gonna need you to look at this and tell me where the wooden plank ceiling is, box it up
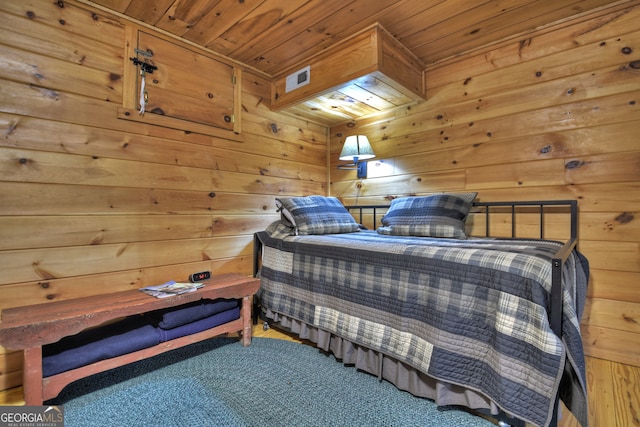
[87,0,625,125]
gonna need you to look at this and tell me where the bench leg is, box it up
[23,346,44,405]
[241,295,253,347]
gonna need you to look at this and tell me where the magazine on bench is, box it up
[139,280,205,298]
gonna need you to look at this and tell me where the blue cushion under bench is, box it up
[148,298,239,330]
[42,298,241,378]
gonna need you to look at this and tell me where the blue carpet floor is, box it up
[51,337,495,426]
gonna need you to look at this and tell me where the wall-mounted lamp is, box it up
[337,135,376,178]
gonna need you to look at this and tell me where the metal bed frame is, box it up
[254,200,579,427]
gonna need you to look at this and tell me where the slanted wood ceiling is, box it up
[87,0,626,124]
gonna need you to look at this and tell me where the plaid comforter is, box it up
[256,229,589,427]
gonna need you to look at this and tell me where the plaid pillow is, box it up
[275,196,360,235]
[378,193,477,238]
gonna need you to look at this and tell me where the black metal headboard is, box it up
[345,200,577,241]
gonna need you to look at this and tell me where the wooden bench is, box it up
[0,273,260,405]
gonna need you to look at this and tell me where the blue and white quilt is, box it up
[256,229,589,427]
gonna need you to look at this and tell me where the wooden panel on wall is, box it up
[0,214,278,251]
[131,31,236,131]
[0,0,327,391]
[330,3,640,368]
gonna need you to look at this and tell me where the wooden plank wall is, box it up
[0,0,326,391]
[331,3,640,367]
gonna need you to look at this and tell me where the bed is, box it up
[252,194,589,427]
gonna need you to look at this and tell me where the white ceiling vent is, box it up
[285,65,310,93]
